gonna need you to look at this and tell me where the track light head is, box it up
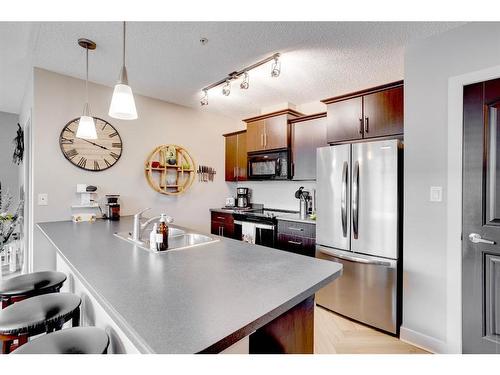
[271,55,281,78]
[200,90,208,106]
[240,72,249,90]
[222,80,231,96]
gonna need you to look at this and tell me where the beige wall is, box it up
[31,68,242,270]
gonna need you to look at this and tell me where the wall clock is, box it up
[59,117,123,171]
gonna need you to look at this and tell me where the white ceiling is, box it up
[0,22,464,119]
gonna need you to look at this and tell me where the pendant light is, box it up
[76,38,97,140]
[109,21,138,120]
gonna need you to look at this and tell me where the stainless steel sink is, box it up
[114,228,219,253]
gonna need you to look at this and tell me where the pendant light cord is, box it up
[122,21,126,67]
[85,45,89,105]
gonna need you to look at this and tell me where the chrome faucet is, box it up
[132,208,174,243]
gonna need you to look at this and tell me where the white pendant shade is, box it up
[76,115,97,139]
[108,83,138,120]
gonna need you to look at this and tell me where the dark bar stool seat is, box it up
[11,327,109,354]
[0,293,81,354]
[0,271,67,309]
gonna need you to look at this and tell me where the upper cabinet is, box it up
[244,109,303,153]
[290,113,328,181]
[322,81,404,144]
[224,130,247,182]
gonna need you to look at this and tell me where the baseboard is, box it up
[400,326,451,354]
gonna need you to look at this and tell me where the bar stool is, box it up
[0,292,81,354]
[0,271,67,309]
[11,327,109,354]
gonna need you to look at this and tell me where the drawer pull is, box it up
[217,216,226,220]
[288,240,303,245]
[288,227,304,231]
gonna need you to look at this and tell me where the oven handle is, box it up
[317,246,394,267]
[234,220,275,231]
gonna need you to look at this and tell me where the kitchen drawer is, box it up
[211,221,235,239]
[277,234,315,257]
[277,220,315,238]
[211,212,234,224]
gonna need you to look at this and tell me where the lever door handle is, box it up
[468,233,496,245]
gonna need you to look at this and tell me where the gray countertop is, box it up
[37,216,341,354]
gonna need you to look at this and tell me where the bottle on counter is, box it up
[149,223,158,250]
[156,214,169,251]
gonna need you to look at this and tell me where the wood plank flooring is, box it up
[314,305,429,354]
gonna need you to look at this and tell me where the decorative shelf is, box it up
[145,144,196,196]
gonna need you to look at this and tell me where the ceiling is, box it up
[0,22,464,119]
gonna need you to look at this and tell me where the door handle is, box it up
[468,233,496,245]
[341,161,348,238]
[352,161,359,239]
[364,117,369,133]
[358,118,363,135]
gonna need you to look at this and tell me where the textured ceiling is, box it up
[1,22,464,118]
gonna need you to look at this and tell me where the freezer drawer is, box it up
[315,245,398,334]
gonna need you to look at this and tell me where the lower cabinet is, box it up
[277,220,316,257]
[211,212,236,239]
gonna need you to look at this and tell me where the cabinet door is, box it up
[225,134,237,181]
[236,132,247,181]
[362,86,403,138]
[326,97,363,143]
[264,115,288,150]
[292,117,327,180]
[246,120,265,152]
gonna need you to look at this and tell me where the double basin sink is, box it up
[114,226,219,253]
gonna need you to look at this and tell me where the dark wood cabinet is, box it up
[363,86,404,138]
[290,113,328,180]
[277,219,316,257]
[326,96,363,143]
[211,212,235,239]
[243,109,303,153]
[322,81,404,144]
[224,131,247,182]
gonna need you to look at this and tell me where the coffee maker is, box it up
[104,195,120,220]
[236,187,250,208]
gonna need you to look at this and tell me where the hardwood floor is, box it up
[314,305,429,354]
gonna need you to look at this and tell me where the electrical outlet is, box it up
[38,193,48,206]
[430,186,443,202]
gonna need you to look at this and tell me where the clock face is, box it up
[59,117,123,171]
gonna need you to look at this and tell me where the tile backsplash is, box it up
[234,180,316,211]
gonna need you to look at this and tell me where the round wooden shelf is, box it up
[144,145,196,196]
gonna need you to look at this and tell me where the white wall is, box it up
[402,22,500,353]
[31,68,241,271]
[0,111,20,200]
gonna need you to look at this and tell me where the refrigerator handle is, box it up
[341,161,348,237]
[352,160,359,239]
[317,246,393,267]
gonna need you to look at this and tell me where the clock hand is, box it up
[80,138,110,151]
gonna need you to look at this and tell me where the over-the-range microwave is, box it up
[247,150,289,180]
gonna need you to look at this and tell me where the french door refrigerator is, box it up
[315,139,402,335]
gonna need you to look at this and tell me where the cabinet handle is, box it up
[359,118,363,134]
[221,226,224,236]
[217,216,225,220]
[218,226,221,236]
[288,227,304,232]
[364,117,369,133]
[261,133,264,147]
[234,167,237,178]
[288,240,303,245]
[264,133,267,147]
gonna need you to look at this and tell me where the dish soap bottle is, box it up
[149,223,158,250]
[156,214,169,251]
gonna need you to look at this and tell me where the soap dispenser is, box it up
[149,223,158,250]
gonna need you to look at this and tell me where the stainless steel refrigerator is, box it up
[315,139,402,335]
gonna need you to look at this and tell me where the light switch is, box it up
[38,193,48,206]
[430,186,442,202]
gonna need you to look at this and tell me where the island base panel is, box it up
[249,295,314,354]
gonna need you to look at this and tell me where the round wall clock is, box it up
[59,117,123,171]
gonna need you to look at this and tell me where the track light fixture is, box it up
[222,80,231,96]
[200,89,208,106]
[271,55,281,78]
[200,53,280,106]
[240,72,249,90]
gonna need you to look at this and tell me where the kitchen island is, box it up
[37,216,342,354]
